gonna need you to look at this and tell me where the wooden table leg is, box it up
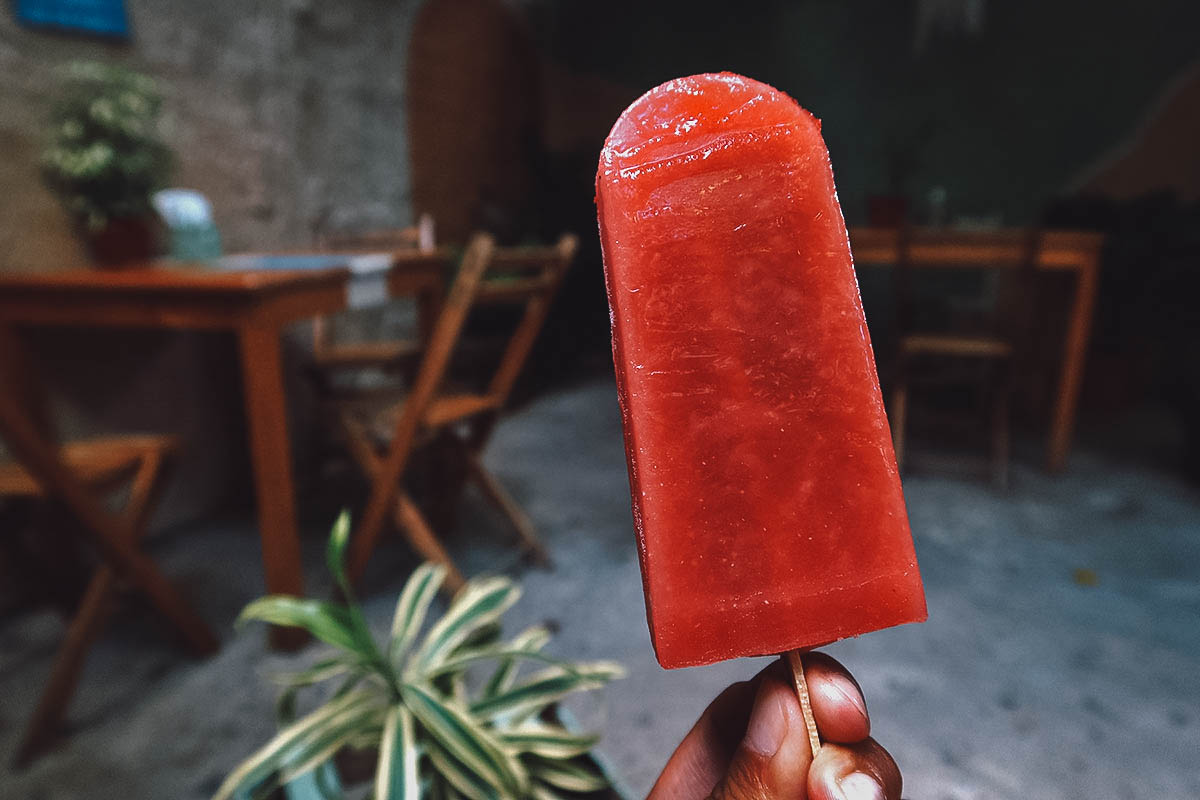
[237,324,307,651]
[1046,258,1099,472]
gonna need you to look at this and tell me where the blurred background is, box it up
[0,1,1197,798]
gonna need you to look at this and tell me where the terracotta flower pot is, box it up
[87,215,161,267]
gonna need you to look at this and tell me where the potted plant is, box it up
[216,514,627,800]
[41,61,172,266]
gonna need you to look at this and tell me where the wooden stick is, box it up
[786,650,822,756]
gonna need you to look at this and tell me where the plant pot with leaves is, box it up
[41,61,172,267]
[216,514,628,800]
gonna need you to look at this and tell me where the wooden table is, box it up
[848,227,1105,472]
[0,254,445,648]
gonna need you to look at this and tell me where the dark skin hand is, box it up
[648,653,902,800]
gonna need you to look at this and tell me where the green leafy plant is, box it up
[41,61,172,231]
[216,513,625,800]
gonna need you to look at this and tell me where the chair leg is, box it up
[889,382,910,471]
[13,568,116,767]
[0,403,218,661]
[991,371,1011,491]
[14,449,200,767]
[341,414,395,584]
[393,492,465,594]
[120,451,215,656]
[466,455,550,566]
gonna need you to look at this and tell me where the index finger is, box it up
[802,652,872,744]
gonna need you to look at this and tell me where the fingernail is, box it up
[743,686,788,757]
[825,673,869,721]
[837,772,885,800]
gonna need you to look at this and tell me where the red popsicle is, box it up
[597,73,926,670]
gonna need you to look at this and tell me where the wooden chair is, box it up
[0,328,218,766]
[340,232,578,591]
[311,214,437,380]
[888,227,1042,489]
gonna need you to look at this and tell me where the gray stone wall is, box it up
[0,2,429,527]
[0,0,422,270]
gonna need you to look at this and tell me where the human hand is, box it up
[648,653,902,799]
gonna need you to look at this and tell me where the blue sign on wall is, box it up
[16,0,130,39]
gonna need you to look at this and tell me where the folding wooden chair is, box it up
[340,232,578,591]
[0,328,218,766]
[311,213,437,380]
[888,226,1042,489]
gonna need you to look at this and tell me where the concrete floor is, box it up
[2,377,1198,799]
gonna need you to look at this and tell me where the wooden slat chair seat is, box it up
[0,435,178,497]
[339,232,578,592]
[310,339,424,371]
[0,329,217,767]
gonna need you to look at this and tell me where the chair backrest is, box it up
[384,232,578,450]
[317,213,436,254]
[312,214,437,355]
[893,225,1042,344]
[475,234,579,404]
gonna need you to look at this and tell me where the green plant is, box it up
[41,61,172,231]
[216,514,625,800]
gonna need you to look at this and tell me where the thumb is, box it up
[708,674,814,800]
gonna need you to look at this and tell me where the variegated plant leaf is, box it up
[237,596,371,658]
[399,682,527,796]
[224,552,625,800]
[499,722,600,759]
[389,562,447,665]
[528,756,610,794]
[274,658,366,725]
[269,657,356,688]
[454,620,504,654]
[482,625,552,700]
[470,662,625,722]
[530,782,571,800]
[424,632,572,679]
[451,671,469,707]
[281,673,372,734]
[325,510,353,596]
[346,728,385,751]
[410,577,521,673]
[332,671,369,700]
[375,705,420,800]
[322,516,390,678]
[275,701,386,787]
[212,690,375,800]
[424,738,501,800]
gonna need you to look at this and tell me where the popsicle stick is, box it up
[786,650,822,757]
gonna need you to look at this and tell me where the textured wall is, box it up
[526,0,1200,226]
[0,2,428,526]
[0,0,421,272]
